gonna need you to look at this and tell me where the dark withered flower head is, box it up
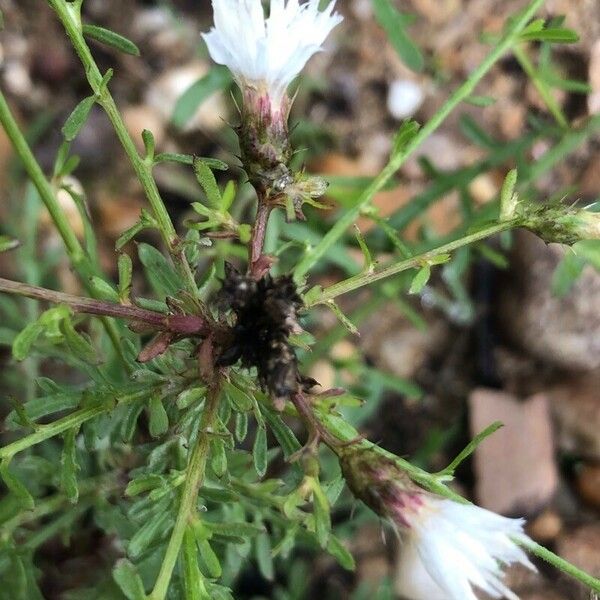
[216,263,313,404]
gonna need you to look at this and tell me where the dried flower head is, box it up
[340,449,535,600]
[216,263,314,406]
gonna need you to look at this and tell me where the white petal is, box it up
[396,497,535,600]
[202,0,342,104]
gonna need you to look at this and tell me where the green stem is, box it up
[0,91,83,266]
[0,386,156,460]
[0,87,128,368]
[513,44,568,128]
[0,403,111,460]
[47,0,198,295]
[520,538,600,594]
[293,0,546,281]
[149,380,222,600]
[308,221,517,306]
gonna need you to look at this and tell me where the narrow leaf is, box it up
[148,396,169,438]
[61,427,80,503]
[0,460,34,510]
[372,0,424,71]
[172,67,231,129]
[408,265,431,294]
[82,24,140,56]
[253,426,268,478]
[112,559,147,600]
[62,96,96,142]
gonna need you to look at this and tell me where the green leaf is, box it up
[88,276,120,302]
[464,95,496,107]
[138,243,181,296]
[234,411,248,442]
[62,96,96,142]
[183,528,207,600]
[459,115,497,149]
[312,483,331,548]
[196,538,222,579]
[253,426,268,478]
[61,427,80,503]
[224,380,253,412]
[210,438,227,478]
[326,300,358,335]
[61,317,98,364]
[141,129,155,161]
[176,386,206,409]
[148,396,169,438]
[327,535,355,571]
[255,530,274,581]
[125,474,165,497]
[172,67,232,129]
[392,119,420,157]
[5,391,80,429]
[194,159,222,210]
[154,153,228,171]
[520,27,579,43]
[112,559,147,600]
[82,24,140,56]
[0,460,34,510]
[372,0,424,71]
[12,322,44,361]
[118,253,133,301]
[0,235,20,252]
[262,411,301,461]
[408,265,431,294]
[128,508,172,558]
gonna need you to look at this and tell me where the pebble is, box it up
[575,463,600,509]
[387,79,425,120]
[469,390,558,515]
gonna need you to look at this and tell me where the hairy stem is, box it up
[521,539,600,594]
[293,0,546,281]
[149,378,222,600]
[249,199,272,277]
[307,221,518,306]
[0,277,209,334]
[0,386,157,460]
[47,0,198,294]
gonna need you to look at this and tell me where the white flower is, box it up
[395,497,536,600]
[202,0,342,108]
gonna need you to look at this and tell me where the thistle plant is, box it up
[1,1,600,600]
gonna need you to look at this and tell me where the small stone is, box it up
[387,79,425,120]
[547,375,600,460]
[145,61,227,132]
[468,172,499,205]
[575,463,600,509]
[330,340,357,362]
[469,389,558,515]
[528,509,563,543]
[309,360,335,392]
[123,104,165,152]
[499,231,600,370]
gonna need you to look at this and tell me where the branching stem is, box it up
[47,0,198,295]
[293,0,546,280]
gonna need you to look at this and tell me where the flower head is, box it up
[202,0,342,110]
[340,450,535,600]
